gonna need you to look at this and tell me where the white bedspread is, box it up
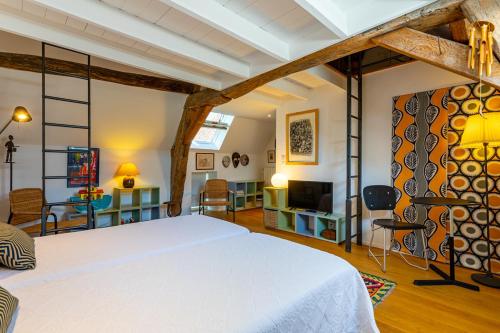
[0,215,248,289]
[10,233,378,333]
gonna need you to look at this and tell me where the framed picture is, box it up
[267,150,276,163]
[286,109,318,165]
[196,153,214,170]
[67,147,100,188]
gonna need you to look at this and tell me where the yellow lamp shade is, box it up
[116,162,140,176]
[271,173,288,188]
[12,106,32,122]
[461,113,500,149]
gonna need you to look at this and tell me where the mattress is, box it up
[0,215,248,289]
[9,233,378,333]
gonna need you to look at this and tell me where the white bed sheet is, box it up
[0,215,248,289]
[10,233,378,333]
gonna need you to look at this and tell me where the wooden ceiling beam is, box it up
[167,0,466,215]
[372,27,500,90]
[449,19,471,43]
[0,52,201,94]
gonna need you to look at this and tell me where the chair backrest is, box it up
[363,185,397,211]
[204,179,228,200]
[9,188,44,225]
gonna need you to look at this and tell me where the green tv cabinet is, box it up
[263,187,346,244]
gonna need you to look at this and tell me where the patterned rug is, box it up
[360,272,396,307]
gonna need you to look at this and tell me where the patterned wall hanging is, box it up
[448,82,500,273]
[392,89,449,262]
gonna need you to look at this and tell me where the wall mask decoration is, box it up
[286,109,318,165]
[392,89,449,263]
[232,152,240,168]
[240,154,249,166]
[195,153,214,170]
[222,155,230,168]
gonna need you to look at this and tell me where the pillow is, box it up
[0,223,36,270]
[0,286,18,333]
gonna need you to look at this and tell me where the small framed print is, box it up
[267,150,276,163]
[286,109,319,165]
[196,153,214,170]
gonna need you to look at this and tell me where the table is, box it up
[411,197,481,291]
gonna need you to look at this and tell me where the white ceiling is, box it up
[0,0,435,90]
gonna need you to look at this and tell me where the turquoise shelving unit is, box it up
[263,187,345,244]
[228,180,265,211]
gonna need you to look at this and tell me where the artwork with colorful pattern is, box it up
[448,83,500,273]
[391,89,449,262]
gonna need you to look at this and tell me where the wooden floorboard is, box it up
[206,209,500,333]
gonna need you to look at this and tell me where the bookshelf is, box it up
[228,180,265,211]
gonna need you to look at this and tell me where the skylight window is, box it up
[191,112,234,150]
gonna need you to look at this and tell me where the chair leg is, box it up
[394,230,429,271]
[383,228,387,272]
[368,225,387,272]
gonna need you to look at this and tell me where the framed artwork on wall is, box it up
[67,147,100,188]
[196,153,214,170]
[267,150,276,163]
[286,109,318,165]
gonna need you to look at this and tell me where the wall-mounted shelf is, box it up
[263,187,345,244]
[228,180,265,211]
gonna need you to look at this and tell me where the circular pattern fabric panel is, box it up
[473,83,495,98]
[485,95,500,111]
[450,146,470,161]
[459,223,482,239]
[450,85,471,100]
[459,253,482,270]
[450,115,468,131]
[450,175,470,191]
[460,161,482,177]
[461,99,483,115]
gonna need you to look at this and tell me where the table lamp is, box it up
[271,173,288,188]
[0,106,32,135]
[461,112,500,288]
[117,162,140,188]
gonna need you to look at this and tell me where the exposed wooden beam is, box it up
[30,0,250,78]
[0,52,200,94]
[461,0,500,60]
[159,0,289,61]
[168,0,465,215]
[372,27,500,90]
[0,6,222,89]
[449,19,470,43]
[294,0,348,38]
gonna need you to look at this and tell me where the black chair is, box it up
[363,185,428,272]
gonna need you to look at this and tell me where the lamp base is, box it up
[123,177,135,188]
[471,273,500,288]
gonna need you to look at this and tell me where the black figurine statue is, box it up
[5,135,16,163]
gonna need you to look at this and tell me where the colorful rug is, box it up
[360,272,396,307]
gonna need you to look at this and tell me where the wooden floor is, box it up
[206,209,500,333]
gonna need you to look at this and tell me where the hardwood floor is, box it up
[206,209,500,333]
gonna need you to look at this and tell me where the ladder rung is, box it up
[350,95,359,100]
[350,195,359,198]
[350,135,359,139]
[350,115,359,120]
[350,155,359,158]
[350,175,359,178]
[45,70,89,80]
[351,214,360,219]
[44,176,89,180]
[45,149,88,154]
[44,95,89,105]
[43,42,90,56]
[45,201,90,207]
[44,122,89,129]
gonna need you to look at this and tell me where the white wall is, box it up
[276,84,347,214]
[362,61,471,247]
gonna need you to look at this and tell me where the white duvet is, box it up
[4,216,378,333]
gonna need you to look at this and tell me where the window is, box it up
[190,112,234,150]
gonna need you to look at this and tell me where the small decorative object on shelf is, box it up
[195,153,214,170]
[320,229,336,241]
[116,162,140,188]
[120,218,125,225]
[129,217,136,223]
[77,186,104,200]
[222,155,230,168]
[240,154,249,166]
[232,152,240,168]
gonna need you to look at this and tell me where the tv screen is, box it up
[288,180,333,214]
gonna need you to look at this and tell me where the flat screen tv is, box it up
[288,180,333,214]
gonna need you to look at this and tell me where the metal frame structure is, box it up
[41,42,94,236]
[345,55,363,252]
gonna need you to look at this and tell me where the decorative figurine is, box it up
[5,135,16,163]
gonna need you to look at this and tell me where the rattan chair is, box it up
[199,179,235,222]
[8,188,57,235]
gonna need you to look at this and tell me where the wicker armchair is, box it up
[8,188,57,235]
[199,179,235,222]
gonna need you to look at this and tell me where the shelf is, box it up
[120,205,141,211]
[296,213,315,237]
[141,203,160,209]
[277,210,295,232]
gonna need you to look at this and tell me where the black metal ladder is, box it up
[345,55,363,252]
[41,42,94,236]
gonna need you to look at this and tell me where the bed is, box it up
[3,215,378,333]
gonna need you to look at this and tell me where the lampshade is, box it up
[271,173,288,187]
[117,162,140,176]
[460,113,500,148]
[12,106,32,122]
